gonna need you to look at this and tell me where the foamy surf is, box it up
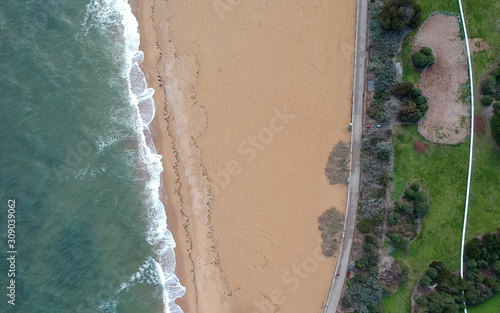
[83,1,185,312]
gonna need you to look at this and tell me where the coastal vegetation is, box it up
[411,46,436,69]
[391,82,428,122]
[366,2,404,123]
[415,231,500,312]
[325,141,350,185]
[318,208,344,257]
[378,0,422,32]
[380,125,469,313]
[359,0,500,311]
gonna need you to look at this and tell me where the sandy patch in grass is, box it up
[415,15,470,144]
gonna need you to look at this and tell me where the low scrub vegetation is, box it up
[325,141,349,185]
[378,0,422,32]
[411,46,435,69]
[416,231,500,312]
[391,82,428,122]
[318,208,344,257]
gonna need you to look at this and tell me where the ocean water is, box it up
[0,0,184,312]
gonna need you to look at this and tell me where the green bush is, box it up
[410,181,421,191]
[492,260,500,275]
[491,114,500,146]
[412,47,435,68]
[482,76,496,95]
[399,101,422,122]
[391,82,414,98]
[404,188,415,201]
[416,296,428,308]
[425,267,438,279]
[420,275,432,286]
[378,0,421,31]
[412,88,423,99]
[482,95,494,106]
[414,190,428,205]
[365,234,377,245]
[372,143,393,160]
[414,202,430,217]
[398,201,410,213]
[493,101,500,114]
[358,218,375,234]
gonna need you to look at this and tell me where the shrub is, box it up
[343,275,383,309]
[404,188,415,201]
[318,208,344,257]
[391,82,414,98]
[490,67,500,79]
[491,114,500,146]
[364,243,375,253]
[416,296,428,308]
[492,260,500,276]
[482,95,494,106]
[482,76,496,95]
[356,257,370,270]
[379,173,391,186]
[410,181,421,191]
[365,234,377,245]
[426,267,438,279]
[399,101,422,122]
[398,201,410,213]
[358,218,375,234]
[412,47,436,68]
[372,143,393,160]
[467,260,477,269]
[414,202,430,217]
[420,275,432,286]
[325,141,349,184]
[414,190,428,205]
[493,101,500,114]
[414,96,427,107]
[412,88,423,99]
[388,233,410,248]
[378,0,421,31]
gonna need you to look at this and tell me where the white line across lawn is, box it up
[457,0,474,312]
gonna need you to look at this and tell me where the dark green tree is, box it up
[482,76,496,95]
[412,46,435,68]
[378,0,422,31]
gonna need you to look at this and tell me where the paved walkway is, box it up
[323,0,368,312]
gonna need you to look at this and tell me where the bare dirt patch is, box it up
[414,140,428,153]
[415,15,470,144]
[475,116,485,134]
[469,38,490,53]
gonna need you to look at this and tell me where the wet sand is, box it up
[137,1,356,312]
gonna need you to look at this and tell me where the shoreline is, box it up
[135,1,225,312]
[135,0,356,312]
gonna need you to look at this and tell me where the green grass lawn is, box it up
[381,125,469,313]
[468,292,500,313]
[467,132,500,240]
[380,1,500,312]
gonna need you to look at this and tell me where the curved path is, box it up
[457,0,474,311]
[323,0,368,312]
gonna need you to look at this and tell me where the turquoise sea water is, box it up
[0,0,184,312]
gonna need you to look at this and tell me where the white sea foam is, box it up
[83,1,185,312]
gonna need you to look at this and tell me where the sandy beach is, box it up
[137,1,356,312]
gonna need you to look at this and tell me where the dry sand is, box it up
[137,1,355,312]
[416,15,470,144]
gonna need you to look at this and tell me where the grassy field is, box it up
[397,0,460,85]
[381,125,469,313]
[378,0,500,311]
[468,292,500,313]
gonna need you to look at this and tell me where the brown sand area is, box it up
[416,15,470,144]
[414,140,428,153]
[138,1,355,312]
